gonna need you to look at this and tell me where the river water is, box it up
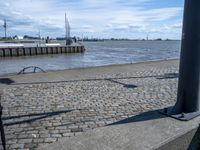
[0,40,181,76]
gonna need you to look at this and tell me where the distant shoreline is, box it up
[0,39,181,43]
[81,39,181,42]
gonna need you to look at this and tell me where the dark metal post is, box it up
[161,0,200,121]
[3,20,7,39]
[0,95,6,150]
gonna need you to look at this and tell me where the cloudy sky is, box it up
[0,0,184,39]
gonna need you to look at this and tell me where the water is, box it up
[0,40,181,76]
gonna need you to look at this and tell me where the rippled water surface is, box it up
[0,40,181,76]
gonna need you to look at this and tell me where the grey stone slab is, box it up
[38,111,200,150]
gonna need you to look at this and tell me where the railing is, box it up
[18,66,46,75]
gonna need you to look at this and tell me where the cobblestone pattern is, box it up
[0,65,179,150]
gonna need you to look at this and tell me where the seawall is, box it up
[0,45,85,57]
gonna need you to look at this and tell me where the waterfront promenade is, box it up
[0,59,179,149]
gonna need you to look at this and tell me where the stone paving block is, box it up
[18,138,32,144]
[62,132,74,137]
[51,134,62,138]
[0,61,179,149]
[10,144,24,149]
[44,138,57,143]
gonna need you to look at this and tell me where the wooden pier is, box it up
[0,45,85,57]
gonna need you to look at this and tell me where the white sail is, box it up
[65,13,70,39]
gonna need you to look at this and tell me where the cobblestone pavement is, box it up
[0,61,179,150]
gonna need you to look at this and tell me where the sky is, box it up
[0,0,184,39]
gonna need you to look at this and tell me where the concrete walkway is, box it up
[0,59,183,149]
[0,59,178,86]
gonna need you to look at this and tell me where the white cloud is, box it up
[0,0,183,39]
[139,8,183,21]
[171,23,182,29]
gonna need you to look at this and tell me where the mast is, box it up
[65,13,67,39]
[65,13,70,39]
[38,30,41,39]
[65,13,71,45]
[3,19,7,39]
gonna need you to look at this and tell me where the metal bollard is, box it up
[160,0,200,121]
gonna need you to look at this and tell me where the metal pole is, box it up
[65,13,71,45]
[65,13,68,45]
[160,0,200,121]
[0,96,6,150]
[3,20,7,39]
